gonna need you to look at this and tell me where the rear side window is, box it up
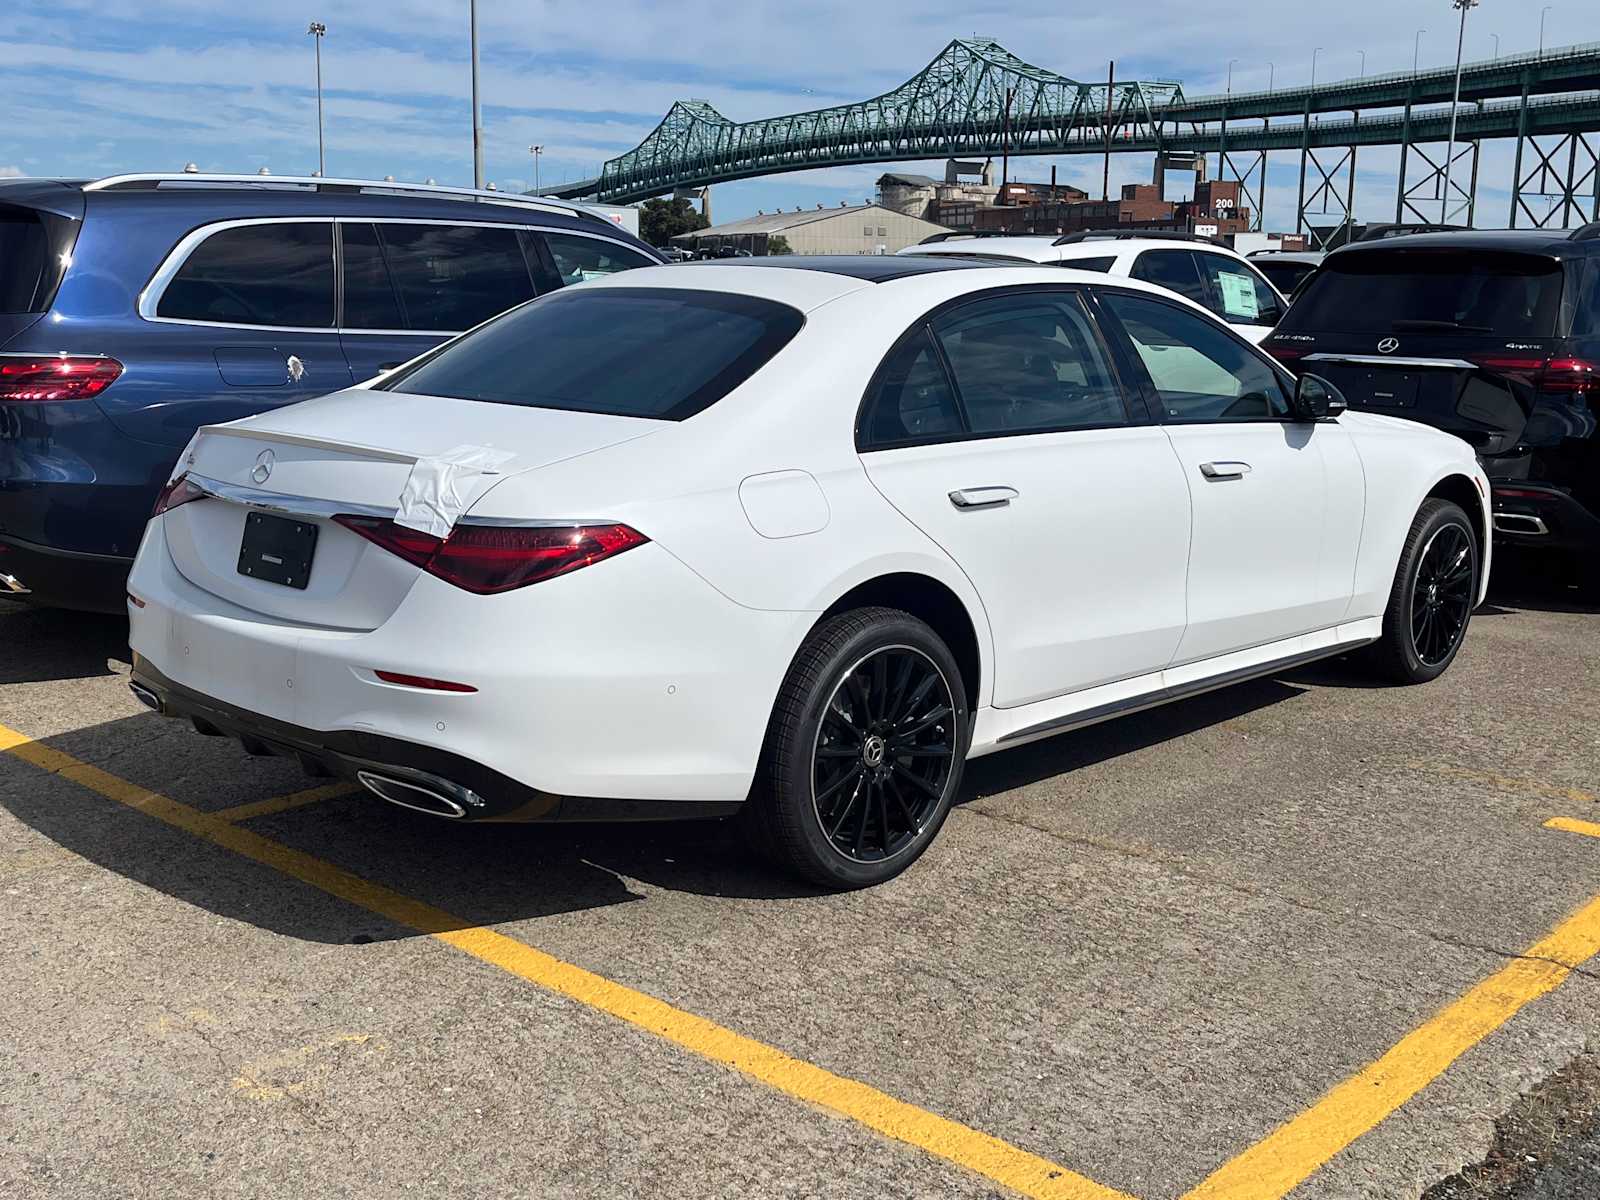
[932,293,1128,434]
[372,223,536,332]
[340,223,404,330]
[1195,252,1284,326]
[1284,249,1565,338]
[543,233,656,285]
[1130,249,1209,306]
[157,222,334,327]
[0,207,51,313]
[859,328,964,447]
[1059,256,1117,272]
[382,286,802,420]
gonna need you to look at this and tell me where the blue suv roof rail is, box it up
[81,173,615,227]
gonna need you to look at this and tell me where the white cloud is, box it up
[0,166,24,178]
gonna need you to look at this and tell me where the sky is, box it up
[1,0,1589,230]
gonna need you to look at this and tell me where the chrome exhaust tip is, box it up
[128,682,163,713]
[356,770,469,819]
[1493,512,1549,536]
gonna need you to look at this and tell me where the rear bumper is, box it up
[1490,481,1600,557]
[0,534,132,613]
[130,654,741,824]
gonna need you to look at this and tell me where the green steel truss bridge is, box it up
[544,37,1600,242]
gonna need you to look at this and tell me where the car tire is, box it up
[746,607,970,890]
[1368,498,1479,685]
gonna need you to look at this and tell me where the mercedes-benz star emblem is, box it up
[1377,337,1400,354]
[251,448,275,485]
[862,734,887,769]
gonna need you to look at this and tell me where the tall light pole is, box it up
[307,22,326,177]
[1491,33,1500,58]
[529,144,543,193]
[1442,0,1479,224]
[470,0,484,188]
[1311,46,1323,88]
[1358,49,1367,78]
[1414,29,1428,72]
[1226,58,1240,95]
[1539,7,1553,58]
[1267,62,1275,92]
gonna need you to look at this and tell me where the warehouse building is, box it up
[669,202,947,256]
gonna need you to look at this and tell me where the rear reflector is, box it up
[1266,346,1307,363]
[0,355,123,402]
[151,473,206,517]
[373,670,478,693]
[334,516,649,594]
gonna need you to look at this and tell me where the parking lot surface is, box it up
[3,571,1597,1200]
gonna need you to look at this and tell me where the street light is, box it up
[1358,49,1367,78]
[1226,58,1240,95]
[1414,29,1428,72]
[306,22,326,178]
[1442,0,1480,225]
[470,0,484,188]
[529,144,543,193]
[1267,61,1275,92]
[1539,7,1553,58]
[1491,33,1500,58]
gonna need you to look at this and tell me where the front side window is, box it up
[858,328,964,448]
[1129,249,1207,307]
[382,287,802,420]
[931,292,1128,434]
[1103,292,1290,423]
[543,233,655,286]
[157,222,334,327]
[374,223,535,332]
[1195,252,1284,326]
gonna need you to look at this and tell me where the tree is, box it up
[640,197,708,247]
[765,235,794,256]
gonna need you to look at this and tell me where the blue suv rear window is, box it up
[157,222,334,327]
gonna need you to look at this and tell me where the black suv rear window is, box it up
[0,207,53,313]
[1284,249,1564,338]
[382,286,803,420]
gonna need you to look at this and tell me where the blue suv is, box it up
[0,173,661,612]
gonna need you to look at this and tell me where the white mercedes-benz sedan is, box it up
[127,256,1491,889]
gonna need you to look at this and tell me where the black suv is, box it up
[1263,226,1600,591]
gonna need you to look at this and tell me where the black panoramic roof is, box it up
[689,255,1014,282]
[1330,227,1600,258]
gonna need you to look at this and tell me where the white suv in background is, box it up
[903,231,1289,344]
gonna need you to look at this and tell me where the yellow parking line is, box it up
[1410,761,1597,807]
[0,722,1129,1200]
[213,782,358,823]
[1546,816,1600,841]
[1182,885,1600,1199]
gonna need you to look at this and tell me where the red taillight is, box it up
[373,670,477,693]
[1466,354,1598,394]
[151,473,206,517]
[0,355,123,402]
[1267,346,1307,364]
[334,516,648,594]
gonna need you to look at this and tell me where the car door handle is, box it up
[1199,461,1252,480]
[949,486,1019,510]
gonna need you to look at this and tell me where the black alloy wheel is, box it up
[1409,523,1475,666]
[747,607,970,889]
[811,645,957,864]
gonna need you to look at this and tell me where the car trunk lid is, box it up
[161,388,660,628]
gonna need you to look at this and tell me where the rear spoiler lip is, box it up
[193,423,417,464]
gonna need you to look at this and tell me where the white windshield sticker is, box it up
[1218,271,1261,320]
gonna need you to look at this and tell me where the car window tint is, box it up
[932,292,1127,434]
[0,209,49,313]
[1129,249,1207,306]
[1059,255,1117,272]
[158,222,333,327]
[340,223,404,330]
[1196,252,1284,326]
[1253,258,1318,297]
[375,223,534,332]
[859,327,963,448]
[1104,292,1290,422]
[382,287,802,420]
[543,233,655,286]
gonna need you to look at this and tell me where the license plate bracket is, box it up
[237,511,318,589]
[1355,368,1422,409]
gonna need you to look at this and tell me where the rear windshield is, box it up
[1284,249,1564,338]
[1253,259,1317,295]
[0,207,54,313]
[382,286,804,420]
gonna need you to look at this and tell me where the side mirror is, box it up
[1293,372,1348,421]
